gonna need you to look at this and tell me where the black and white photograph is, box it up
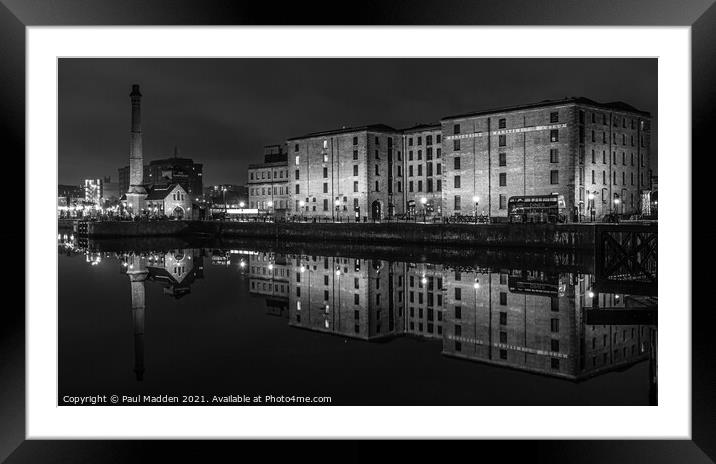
[57,57,658,407]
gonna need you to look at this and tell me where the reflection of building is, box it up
[404,263,445,339]
[287,255,405,340]
[248,252,290,317]
[145,249,204,298]
[440,269,651,380]
[248,145,289,215]
[287,125,406,221]
[118,249,205,380]
[277,251,653,381]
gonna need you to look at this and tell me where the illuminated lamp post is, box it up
[472,195,480,223]
[587,192,595,222]
[420,197,427,223]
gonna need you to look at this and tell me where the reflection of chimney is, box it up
[128,255,148,381]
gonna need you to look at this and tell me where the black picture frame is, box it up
[1,0,707,461]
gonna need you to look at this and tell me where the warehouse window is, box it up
[353,165,358,176]
[295,155,300,165]
[499,152,506,166]
[295,184,300,194]
[454,175,461,188]
[499,194,507,210]
[454,157,461,169]
[454,195,461,210]
[550,170,559,185]
[550,130,559,142]
[550,111,558,123]
[323,167,328,178]
[323,199,328,211]
[353,137,358,145]
[499,173,507,186]
[353,181,358,192]
[498,118,506,129]
[323,183,328,193]
[454,139,460,151]
[550,148,559,163]
[498,134,506,146]
[454,124,461,134]
[353,150,358,160]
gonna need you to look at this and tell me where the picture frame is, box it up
[2,0,706,461]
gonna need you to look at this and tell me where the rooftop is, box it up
[145,183,183,201]
[287,123,399,141]
[401,123,441,133]
[441,97,650,120]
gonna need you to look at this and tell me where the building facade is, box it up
[266,97,651,222]
[287,124,406,221]
[248,146,289,215]
[143,183,193,219]
[402,124,443,218]
[440,97,651,221]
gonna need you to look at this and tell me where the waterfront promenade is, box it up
[63,218,657,251]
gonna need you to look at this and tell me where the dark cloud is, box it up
[58,58,657,186]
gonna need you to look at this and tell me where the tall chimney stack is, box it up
[126,84,147,212]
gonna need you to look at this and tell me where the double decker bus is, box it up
[508,194,567,224]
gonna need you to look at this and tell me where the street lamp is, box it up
[420,197,427,223]
[239,201,245,209]
[472,195,480,223]
[299,200,306,221]
[334,199,341,222]
[222,186,227,219]
[587,192,595,222]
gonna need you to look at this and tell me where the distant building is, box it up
[119,153,203,198]
[101,176,120,204]
[248,145,289,215]
[207,184,248,207]
[145,148,203,196]
[58,184,85,206]
[84,178,103,205]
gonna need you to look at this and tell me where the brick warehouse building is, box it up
[440,97,651,220]
[268,97,651,222]
[248,145,289,215]
[402,124,443,218]
[287,124,406,221]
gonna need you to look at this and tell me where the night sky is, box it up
[58,58,657,187]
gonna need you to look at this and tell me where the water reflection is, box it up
[58,235,657,404]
